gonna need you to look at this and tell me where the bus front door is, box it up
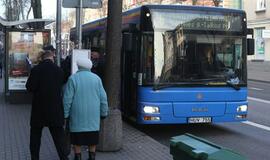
[121,32,138,118]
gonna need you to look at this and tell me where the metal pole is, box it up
[75,0,82,49]
[56,0,62,66]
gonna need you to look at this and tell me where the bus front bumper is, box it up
[137,102,248,124]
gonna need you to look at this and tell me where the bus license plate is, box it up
[188,117,212,123]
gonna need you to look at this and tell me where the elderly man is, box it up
[26,49,68,160]
[90,48,105,80]
[43,44,56,53]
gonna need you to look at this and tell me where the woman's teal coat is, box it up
[63,70,108,132]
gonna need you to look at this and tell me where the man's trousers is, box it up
[30,126,69,160]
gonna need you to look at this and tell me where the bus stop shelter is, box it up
[0,18,54,103]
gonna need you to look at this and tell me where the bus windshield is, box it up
[143,9,246,86]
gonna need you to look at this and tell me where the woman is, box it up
[63,58,108,160]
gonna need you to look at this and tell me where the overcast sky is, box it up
[42,0,57,18]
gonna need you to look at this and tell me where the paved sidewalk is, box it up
[0,92,172,160]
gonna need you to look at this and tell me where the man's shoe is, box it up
[74,153,81,160]
[88,152,96,160]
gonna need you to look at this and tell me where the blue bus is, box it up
[70,5,254,124]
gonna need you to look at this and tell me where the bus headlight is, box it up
[237,105,248,112]
[143,106,160,114]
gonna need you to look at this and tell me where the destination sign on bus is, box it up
[151,10,242,32]
[181,18,230,31]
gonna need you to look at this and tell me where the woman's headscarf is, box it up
[77,58,93,70]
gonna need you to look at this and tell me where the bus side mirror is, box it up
[123,33,133,52]
[247,39,255,55]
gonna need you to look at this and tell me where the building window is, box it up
[257,0,266,11]
[255,28,265,60]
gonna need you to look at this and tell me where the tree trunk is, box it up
[14,0,20,20]
[26,5,32,19]
[31,0,41,18]
[97,0,123,152]
[2,0,30,21]
[19,0,25,20]
[31,0,43,28]
[8,0,12,20]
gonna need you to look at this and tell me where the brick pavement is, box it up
[0,81,172,160]
[1,60,269,160]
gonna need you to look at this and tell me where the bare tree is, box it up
[18,0,30,19]
[26,4,32,19]
[0,0,31,21]
[2,0,20,20]
[97,0,108,18]
[192,0,198,5]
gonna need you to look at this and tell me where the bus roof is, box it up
[70,4,245,36]
[142,4,245,14]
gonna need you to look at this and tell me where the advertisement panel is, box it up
[7,30,50,90]
[255,28,265,60]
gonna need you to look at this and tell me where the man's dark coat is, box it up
[26,59,64,127]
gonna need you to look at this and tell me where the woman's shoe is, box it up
[74,153,81,160]
[88,152,96,160]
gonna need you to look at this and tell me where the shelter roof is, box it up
[0,18,54,28]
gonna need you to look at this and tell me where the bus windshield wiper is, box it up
[153,80,209,91]
[153,82,198,91]
[153,83,179,91]
[153,83,176,91]
[205,77,240,91]
[197,77,241,91]
[153,78,226,91]
[153,77,241,91]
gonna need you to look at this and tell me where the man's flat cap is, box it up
[43,45,56,51]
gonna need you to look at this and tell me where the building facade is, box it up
[244,0,270,62]
[223,0,242,9]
